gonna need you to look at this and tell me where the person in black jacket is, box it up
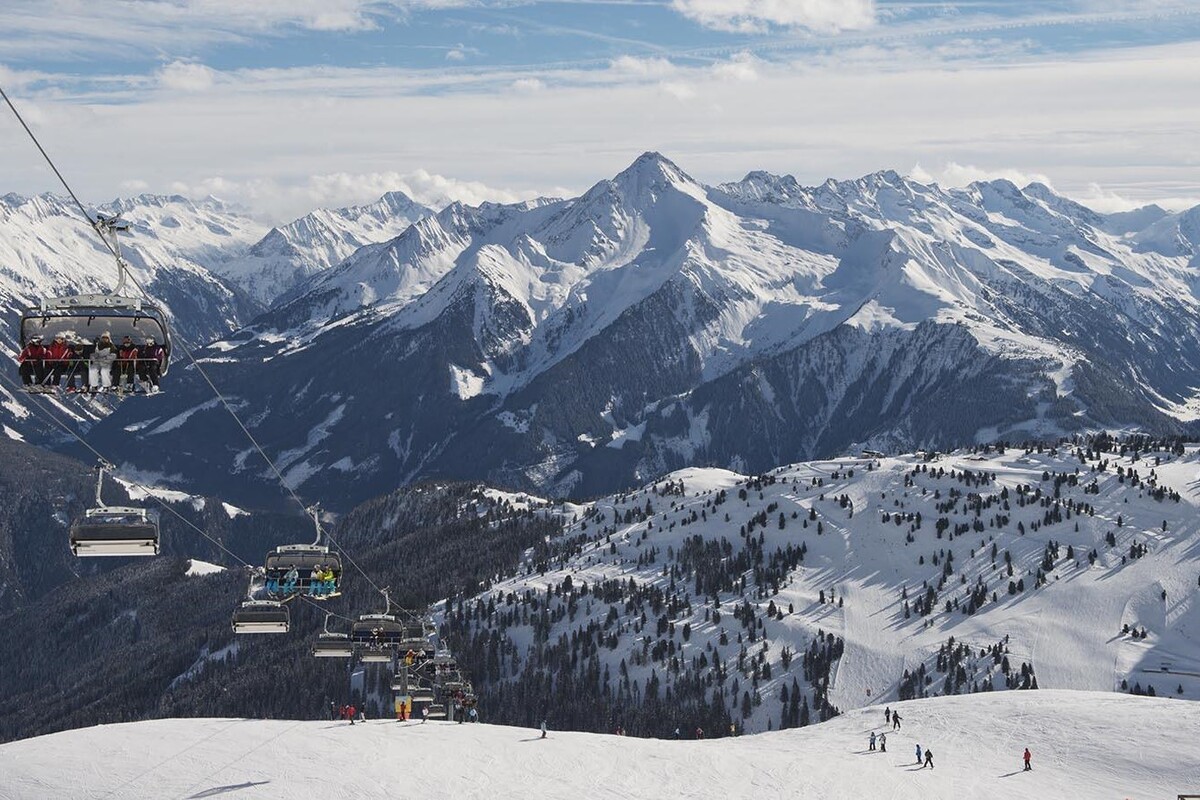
[138,336,166,393]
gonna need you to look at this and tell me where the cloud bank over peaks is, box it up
[166,169,549,222]
[671,0,876,33]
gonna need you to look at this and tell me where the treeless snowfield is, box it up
[2,690,1196,800]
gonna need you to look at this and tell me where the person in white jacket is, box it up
[88,332,117,391]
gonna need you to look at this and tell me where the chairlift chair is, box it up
[69,462,160,557]
[312,633,354,658]
[312,614,354,658]
[19,214,171,377]
[263,506,342,599]
[426,703,447,720]
[232,600,289,634]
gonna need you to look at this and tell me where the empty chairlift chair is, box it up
[312,613,354,658]
[231,600,290,634]
[70,462,160,557]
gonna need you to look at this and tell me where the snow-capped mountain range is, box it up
[63,152,1198,508]
[0,192,262,348]
[214,191,433,306]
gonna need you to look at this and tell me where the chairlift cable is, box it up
[0,83,387,601]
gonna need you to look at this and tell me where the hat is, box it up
[145,336,155,344]
[100,332,111,338]
[53,333,65,340]
[30,335,42,342]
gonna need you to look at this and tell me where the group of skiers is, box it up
[873,707,1032,773]
[334,703,363,724]
[17,331,165,394]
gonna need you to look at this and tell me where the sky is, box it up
[1,0,1199,221]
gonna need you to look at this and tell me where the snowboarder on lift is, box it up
[1023,748,1032,771]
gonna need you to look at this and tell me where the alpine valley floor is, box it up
[2,690,1197,800]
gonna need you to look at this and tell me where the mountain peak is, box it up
[613,151,693,188]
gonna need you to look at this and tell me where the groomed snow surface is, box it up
[2,691,1196,799]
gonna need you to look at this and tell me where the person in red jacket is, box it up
[138,336,166,393]
[115,334,139,392]
[44,334,73,390]
[1023,747,1032,771]
[17,335,48,390]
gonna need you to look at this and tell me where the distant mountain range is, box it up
[3,154,1199,508]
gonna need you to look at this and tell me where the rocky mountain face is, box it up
[76,153,1200,509]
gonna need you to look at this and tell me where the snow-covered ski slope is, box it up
[448,442,1200,729]
[2,691,1196,800]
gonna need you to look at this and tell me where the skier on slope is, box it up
[869,732,877,751]
[915,744,923,764]
[892,712,902,730]
[879,732,887,753]
[923,749,934,770]
[540,719,548,739]
[1023,748,1032,771]
[885,707,891,725]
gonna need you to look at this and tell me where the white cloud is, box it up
[3,40,1199,221]
[609,56,677,79]
[445,49,467,61]
[711,52,761,81]
[510,77,545,93]
[0,0,475,58]
[659,81,697,100]
[671,0,876,33]
[913,162,1054,191]
[157,61,217,92]
[166,169,539,222]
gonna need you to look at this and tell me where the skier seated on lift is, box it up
[308,564,336,595]
[17,335,48,390]
[45,334,72,390]
[138,337,165,393]
[88,332,117,392]
[64,339,90,393]
[281,566,300,594]
[115,335,139,392]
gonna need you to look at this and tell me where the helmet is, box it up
[145,337,156,345]
[30,335,42,343]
